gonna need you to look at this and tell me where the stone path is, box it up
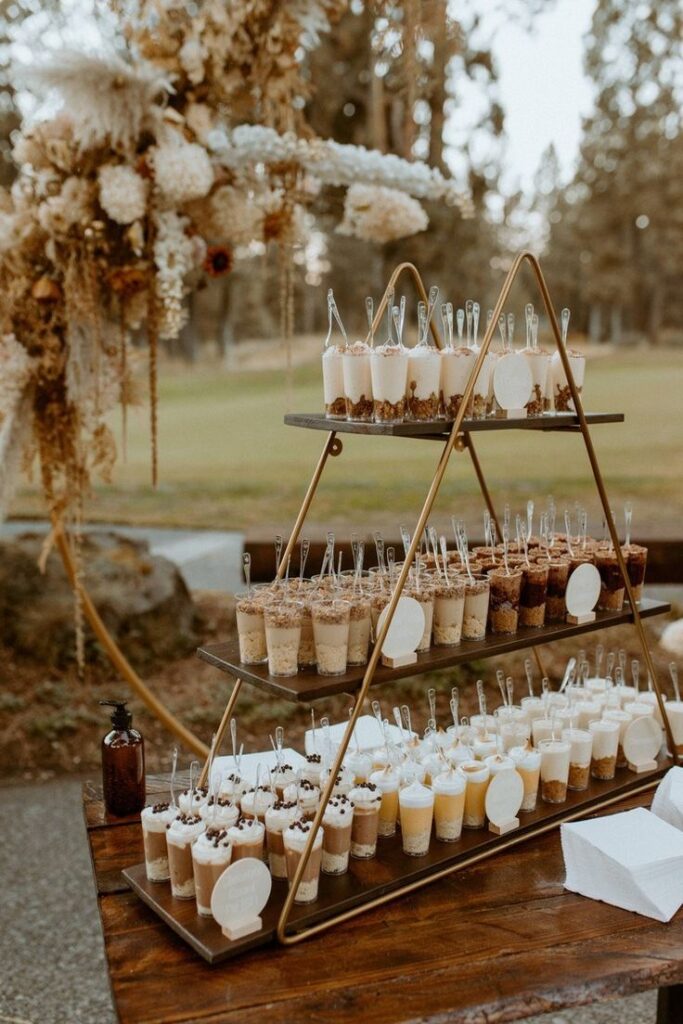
[0,778,658,1024]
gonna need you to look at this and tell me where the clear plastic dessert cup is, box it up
[227,816,265,862]
[284,819,324,904]
[432,577,465,646]
[406,345,441,420]
[589,719,620,780]
[141,802,177,882]
[487,567,523,634]
[166,813,206,899]
[322,343,346,419]
[509,746,541,811]
[347,596,371,666]
[370,343,408,423]
[398,781,434,856]
[535,557,570,622]
[432,768,466,841]
[191,828,232,917]
[312,599,351,676]
[457,760,491,829]
[404,583,434,652]
[539,739,571,804]
[623,543,647,603]
[369,766,400,838]
[461,573,490,640]
[322,794,354,875]
[265,800,298,880]
[235,589,268,665]
[440,346,475,420]
[595,550,625,611]
[519,562,548,628]
[348,782,381,858]
[264,601,303,677]
[343,340,373,422]
[602,708,633,767]
[561,727,593,791]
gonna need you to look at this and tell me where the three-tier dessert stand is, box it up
[124,251,675,963]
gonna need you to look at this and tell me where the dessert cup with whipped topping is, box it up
[284,778,320,817]
[322,794,354,875]
[166,813,206,899]
[265,800,298,880]
[227,815,265,862]
[441,344,475,420]
[539,739,571,804]
[343,340,373,422]
[240,784,276,824]
[344,748,372,785]
[235,589,268,665]
[458,760,491,829]
[561,727,593,792]
[398,780,434,856]
[272,761,298,800]
[178,784,208,818]
[200,795,239,831]
[301,752,323,787]
[589,719,620,780]
[348,782,381,858]
[407,343,441,420]
[432,577,465,646]
[369,765,400,838]
[264,601,303,677]
[602,708,633,767]
[509,746,541,812]
[141,801,178,882]
[322,293,346,419]
[284,818,324,904]
[370,342,408,423]
[432,768,466,841]
[312,599,350,676]
[191,827,232,917]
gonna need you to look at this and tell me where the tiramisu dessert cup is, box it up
[487,567,523,634]
[235,589,268,664]
[347,597,372,666]
[370,342,408,423]
[284,818,324,904]
[398,781,434,857]
[166,813,206,899]
[550,348,585,412]
[623,543,648,603]
[264,601,303,677]
[665,701,683,757]
[322,341,346,419]
[227,815,265,862]
[284,778,320,817]
[432,578,465,646]
[461,574,490,640]
[405,583,434,651]
[520,348,551,416]
[589,719,620,780]
[349,782,382,858]
[200,795,239,831]
[539,739,571,804]
[509,746,541,811]
[298,598,316,668]
[191,828,232,917]
[595,550,625,611]
[537,556,570,621]
[440,344,475,419]
[141,802,177,882]
[458,760,491,829]
[369,766,400,837]
[343,340,374,421]
[407,343,441,420]
[561,728,593,791]
[312,599,350,676]
[432,768,466,841]
[519,562,548,627]
[602,708,633,767]
[241,784,276,824]
[321,794,354,875]
[265,800,298,880]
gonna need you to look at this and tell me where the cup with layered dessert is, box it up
[432,576,465,646]
[487,567,523,634]
[535,554,570,621]
[509,746,541,811]
[343,339,374,422]
[602,708,633,767]
[264,600,303,677]
[235,587,269,665]
[495,706,531,753]
[227,815,265,861]
[403,578,434,652]
[595,549,626,611]
[457,760,491,828]
[561,727,593,791]
[265,800,298,880]
[347,594,371,666]
[550,347,585,412]
[398,781,434,856]
[440,343,475,420]
[539,739,571,803]
[241,784,276,824]
[200,794,239,832]
[461,573,490,640]
[520,346,550,416]
[370,342,408,423]
[519,561,548,627]
[283,818,324,904]
[297,594,317,669]
[322,340,346,419]
[349,782,382,858]
[406,342,441,420]
[191,828,232,917]
[369,765,400,838]
[166,813,206,898]
[589,719,619,780]
[284,778,320,817]
[312,598,350,676]
[665,700,683,758]
[431,768,466,841]
[322,794,354,875]
[141,801,178,882]
[622,543,648,603]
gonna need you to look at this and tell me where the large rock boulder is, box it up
[0,531,201,671]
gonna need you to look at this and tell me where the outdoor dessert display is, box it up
[321,286,587,425]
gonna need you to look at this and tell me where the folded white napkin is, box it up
[651,766,683,831]
[304,714,414,755]
[213,748,305,786]
[561,807,683,922]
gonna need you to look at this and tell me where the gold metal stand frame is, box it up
[203,250,676,948]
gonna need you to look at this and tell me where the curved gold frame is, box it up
[198,250,675,945]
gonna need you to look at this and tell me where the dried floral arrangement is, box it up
[0,0,472,540]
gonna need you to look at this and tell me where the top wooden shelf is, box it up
[284,411,624,439]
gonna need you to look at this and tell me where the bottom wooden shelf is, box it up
[123,754,671,964]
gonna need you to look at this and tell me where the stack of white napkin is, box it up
[304,714,414,755]
[651,766,683,830]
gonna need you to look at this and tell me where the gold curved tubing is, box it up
[198,678,243,789]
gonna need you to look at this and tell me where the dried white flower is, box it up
[98,164,148,225]
[179,38,206,85]
[152,133,214,207]
[337,184,428,244]
[37,176,94,235]
[185,102,214,145]
[153,210,196,339]
[209,185,264,245]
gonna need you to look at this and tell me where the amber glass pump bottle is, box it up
[100,699,145,817]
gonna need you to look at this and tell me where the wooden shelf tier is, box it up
[123,753,672,964]
[284,411,625,439]
[198,598,670,704]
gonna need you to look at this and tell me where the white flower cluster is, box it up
[153,211,196,339]
[337,183,428,245]
[152,133,214,207]
[98,164,148,225]
[209,185,264,245]
[213,125,474,214]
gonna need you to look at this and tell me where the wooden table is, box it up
[84,775,683,1024]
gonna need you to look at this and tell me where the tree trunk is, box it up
[428,0,448,174]
[648,280,663,345]
[588,304,602,344]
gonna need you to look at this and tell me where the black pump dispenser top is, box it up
[100,699,132,730]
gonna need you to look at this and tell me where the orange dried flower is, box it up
[32,277,62,303]
[203,245,233,277]
[108,265,149,296]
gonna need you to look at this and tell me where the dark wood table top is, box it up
[84,775,683,1024]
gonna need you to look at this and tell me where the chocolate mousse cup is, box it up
[537,556,570,621]
[487,567,523,634]
[265,800,298,880]
[519,562,548,627]
[284,820,324,904]
[228,816,265,862]
[166,814,206,899]
[595,550,625,611]
[141,802,177,882]
[623,544,648,604]
[349,783,381,859]
[322,795,354,875]
[191,828,232,917]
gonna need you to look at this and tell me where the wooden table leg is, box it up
[657,984,683,1023]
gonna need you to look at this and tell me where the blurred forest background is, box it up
[2,0,681,359]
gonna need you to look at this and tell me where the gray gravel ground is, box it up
[0,778,659,1024]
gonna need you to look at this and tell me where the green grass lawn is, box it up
[11,347,683,537]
